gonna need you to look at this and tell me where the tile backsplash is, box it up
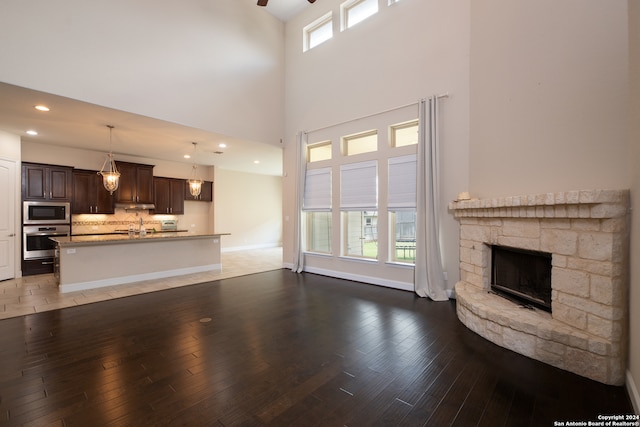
[72,209,178,235]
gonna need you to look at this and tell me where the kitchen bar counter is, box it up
[51,233,228,293]
[53,231,221,247]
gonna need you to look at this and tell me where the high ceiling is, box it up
[257,0,313,21]
[0,82,283,177]
[0,2,318,175]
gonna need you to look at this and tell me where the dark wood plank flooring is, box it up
[0,270,634,426]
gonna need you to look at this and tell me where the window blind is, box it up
[340,160,377,209]
[303,167,332,210]
[388,154,416,208]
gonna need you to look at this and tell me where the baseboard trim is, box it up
[222,243,281,253]
[289,265,413,292]
[627,369,640,415]
[59,264,221,293]
[282,263,460,298]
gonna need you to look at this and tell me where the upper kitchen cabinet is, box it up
[72,169,115,214]
[114,161,154,205]
[153,177,185,215]
[22,162,73,201]
[185,180,213,202]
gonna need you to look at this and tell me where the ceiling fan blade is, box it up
[257,0,268,6]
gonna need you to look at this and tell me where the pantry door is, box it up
[0,159,16,281]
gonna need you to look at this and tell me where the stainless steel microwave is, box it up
[23,201,70,225]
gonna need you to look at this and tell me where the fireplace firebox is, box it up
[491,245,552,312]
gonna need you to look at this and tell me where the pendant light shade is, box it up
[187,142,203,197]
[98,125,120,194]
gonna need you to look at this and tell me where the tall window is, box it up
[304,168,332,253]
[304,12,333,52]
[341,0,378,30]
[341,161,378,259]
[388,155,416,263]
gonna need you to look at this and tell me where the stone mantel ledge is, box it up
[449,189,629,219]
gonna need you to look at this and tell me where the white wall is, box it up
[282,0,470,288]
[214,168,282,251]
[0,130,22,277]
[0,0,285,147]
[627,0,640,414]
[468,0,636,407]
[469,0,629,197]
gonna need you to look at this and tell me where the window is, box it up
[390,120,418,147]
[341,161,377,259]
[388,155,416,208]
[389,210,416,263]
[343,211,378,259]
[340,161,377,209]
[341,0,378,30]
[306,212,332,253]
[307,141,332,162]
[304,168,331,210]
[388,155,416,263]
[343,130,378,156]
[303,12,333,52]
[304,168,332,254]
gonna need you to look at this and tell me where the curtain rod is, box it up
[304,93,449,135]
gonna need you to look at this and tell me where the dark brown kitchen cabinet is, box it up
[22,162,73,201]
[152,177,185,215]
[114,161,154,204]
[72,169,115,214]
[184,180,213,202]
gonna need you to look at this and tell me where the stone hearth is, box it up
[449,189,629,385]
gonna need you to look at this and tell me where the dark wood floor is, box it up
[0,270,634,426]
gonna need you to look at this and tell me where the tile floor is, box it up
[0,247,283,320]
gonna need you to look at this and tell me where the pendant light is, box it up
[98,125,120,194]
[187,142,203,197]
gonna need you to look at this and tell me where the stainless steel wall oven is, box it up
[23,225,70,260]
[22,201,71,273]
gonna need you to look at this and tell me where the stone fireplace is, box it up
[449,189,629,385]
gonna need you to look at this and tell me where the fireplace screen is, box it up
[491,245,552,312]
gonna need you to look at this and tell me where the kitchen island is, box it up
[51,232,227,293]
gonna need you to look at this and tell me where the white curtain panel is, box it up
[414,97,448,300]
[292,132,307,273]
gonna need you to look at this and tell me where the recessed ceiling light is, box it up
[35,105,50,112]
[219,143,227,148]
[254,160,260,164]
[26,130,38,135]
[184,154,191,159]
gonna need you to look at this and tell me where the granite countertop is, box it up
[50,232,228,247]
[73,230,189,236]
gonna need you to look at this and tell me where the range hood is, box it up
[114,202,156,210]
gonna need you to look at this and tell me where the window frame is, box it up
[342,129,378,156]
[341,0,379,31]
[307,141,332,163]
[303,11,333,52]
[341,210,379,260]
[388,209,416,265]
[390,119,419,148]
[305,211,333,254]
